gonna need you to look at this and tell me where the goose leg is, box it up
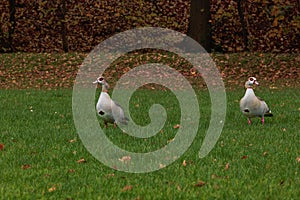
[247,118,252,125]
[261,117,265,125]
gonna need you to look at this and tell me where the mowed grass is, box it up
[0,87,299,199]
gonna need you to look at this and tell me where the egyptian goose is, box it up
[93,76,129,127]
[240,77,273,124]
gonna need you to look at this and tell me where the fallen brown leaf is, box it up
[0,143,4,151]
[21,164,31,170]
[121,185,133,192]
[77,158,86,163]
[119,156,131,162]
[225,163,230,170]
[173,124,180,129]
[182,160,187,167]
[68,139,76,143]
[48,185,56,192]
[241,155,248,160]
[106,173,115,178]
[159,163,166,169]
[296,157,300,163]
[190,68,197,76]
[194,180,206,187]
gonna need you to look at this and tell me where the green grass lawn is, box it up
[0,87,299,199]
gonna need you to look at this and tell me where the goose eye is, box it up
[99,77,104,81]
[249,77,254,81]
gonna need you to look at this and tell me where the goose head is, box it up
[245,77,259,88]
[93,76,110,91]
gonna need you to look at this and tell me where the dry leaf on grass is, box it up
[21,164,31,170]
[48,185,56,192]
[159,163,166,169]
[173,124,180,129]
[194,180,206,187]
[121,185,133,192]
[296,157,300,163]
[77,158,86,163]
[190,68,197,76]
[0,143,4,151]
[119,156,131,162]
[241,155,248,160]
[68,139,76,143]
[182,160,187,167]
[106,173,115,178]
[225,163,230,170]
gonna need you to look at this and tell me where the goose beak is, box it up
[254,80,259,85]
[93,80,98,84]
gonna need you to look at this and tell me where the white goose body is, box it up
[240,77,273,124]
[96,91,115,124]
[94,76,128,127]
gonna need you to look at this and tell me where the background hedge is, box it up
[0,0,299,52]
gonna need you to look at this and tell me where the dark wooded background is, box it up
[0,0,299,53]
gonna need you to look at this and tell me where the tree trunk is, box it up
[187,0,212,52]
[237,0,249,51]
[0,26,9,52]
[8,0,16,52]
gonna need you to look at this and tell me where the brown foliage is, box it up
[0,0,299,52]
[210,0,300,52]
